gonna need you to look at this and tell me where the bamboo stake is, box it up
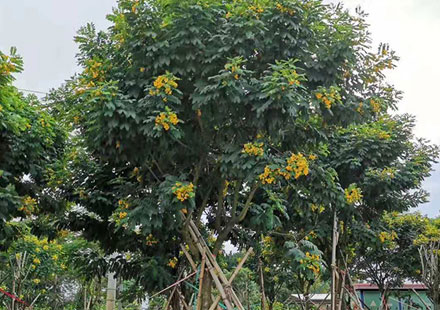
[340,250,363,310]
[205,259,235,310]
[187,220,245,310]
[209,248,254,310]
[185,224,234,310]
[411,288,432,310]
[331,209,338,310]
[259,259,267,310]
[196,253,206,310]
[150,271,197,299]
[337,270,345,310]
[181,244,197,272]
[164,270,185,310]
[178,289,192,310]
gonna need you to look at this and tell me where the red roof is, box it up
[354,283,427,290]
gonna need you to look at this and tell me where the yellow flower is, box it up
[286,153,309,179]
[234,74,239,80]
[242,142,264,157]
[155,111,179,131]
[33,278,41,284]
[225,11,232,19]
[140,67,145,72]
[172,182,195,202]
[43,245,49,251]
[31,264,36,270]
[345,186,363,204]
[33,258,41,265]
[52,255,58,261]
[168,257,178,268]
[370,99,381,113]
[119,212,128,219]
[259,166,276,184]
[146,234,158,246]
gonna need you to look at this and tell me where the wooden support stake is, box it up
[259,258,267,310]
[196,252,206,310]
[209,247,253,310]
[165,270,184,310]
[185,224,234,310]
[178,289,191,310]
[205,260,235,310]
[411,288,432,310]
[188,221,245,310]
[181,244,197,272]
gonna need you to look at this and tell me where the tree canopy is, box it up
[3,0,436,309]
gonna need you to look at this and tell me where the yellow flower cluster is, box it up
[259,153,310,184]
[168,257,178,268]
[84,59,104,81]
[378,231,397,243]
[287,153,309,179]
[357,102,364,114]
[345,186,363,204]
[119,212,127,219]
[249,4,264,15]
[310,204,325,213]
[360,127,391,140]
[300,252,321,275]
[0,54,17,75]
[150,74,178,96]
[118,199,130,209]
[172,182,195,202]
[315,87,341,109]
[261,235,274,257]
[259,166,277,184]
[155,111,179,131]
[370,99,381,113]
[371,167,395,180]
[146,234,158,246]
[276,3,295,15]
[131,0,139,13]
[242,142,264,157]
[18,196,37,216]
[33,278,41,285]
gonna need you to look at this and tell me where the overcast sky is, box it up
[1,0,438,216]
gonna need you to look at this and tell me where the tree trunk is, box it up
[201,273,212,310]
[106,271,117,310]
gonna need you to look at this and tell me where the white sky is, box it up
[1,0,439,216]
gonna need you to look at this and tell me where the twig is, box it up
[149,271,197,299]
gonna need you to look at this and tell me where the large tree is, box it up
[45,0,437,309]
[0,48,66,248]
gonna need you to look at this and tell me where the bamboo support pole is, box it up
[187,220,245,310]
[196,253,206,310]
[209,248,253,310]
[164,270,185,310]
[181,244,198,272]
[185,222,234,310]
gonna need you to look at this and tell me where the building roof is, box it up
[354,283,428,290]
[290,294,331,302]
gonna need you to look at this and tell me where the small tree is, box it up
[354,213,428,309]
[0,47,66,247]
[416,218,440,310]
